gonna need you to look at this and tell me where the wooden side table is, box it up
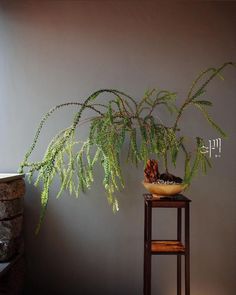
[143,194,191,295]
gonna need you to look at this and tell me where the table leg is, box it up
[143,201,147,294]
[177,208,182,295]
[144,201,152,295]
[185,203,190,295]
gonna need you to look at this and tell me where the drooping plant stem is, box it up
[173,62,234,132]
[163,150,169,174]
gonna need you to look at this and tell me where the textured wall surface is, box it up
[0,1,236,294]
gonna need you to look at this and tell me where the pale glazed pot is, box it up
[142,181,187,196]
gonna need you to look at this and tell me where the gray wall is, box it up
[0,1,236,294]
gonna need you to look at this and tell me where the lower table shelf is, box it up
[151,240,185,255]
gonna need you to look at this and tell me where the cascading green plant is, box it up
[19,62,234,233]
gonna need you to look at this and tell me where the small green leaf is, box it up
[193,100,213,106]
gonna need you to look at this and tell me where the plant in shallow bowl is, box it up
[143,159,187,196]
[19,62,235,233]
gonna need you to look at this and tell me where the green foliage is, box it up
[193,102,226,138]
[19,62,235,233]
[183,137,212,184]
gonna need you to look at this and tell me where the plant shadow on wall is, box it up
[19,62,235,233]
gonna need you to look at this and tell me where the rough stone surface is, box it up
[0,237,23,262]
[0,199,23,220]
[0,216,23,240]
[0,180,25,201]
[0,179,24,263]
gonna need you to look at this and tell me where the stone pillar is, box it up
[0,177,25,262]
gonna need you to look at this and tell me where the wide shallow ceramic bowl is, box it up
[142,181,187,196]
